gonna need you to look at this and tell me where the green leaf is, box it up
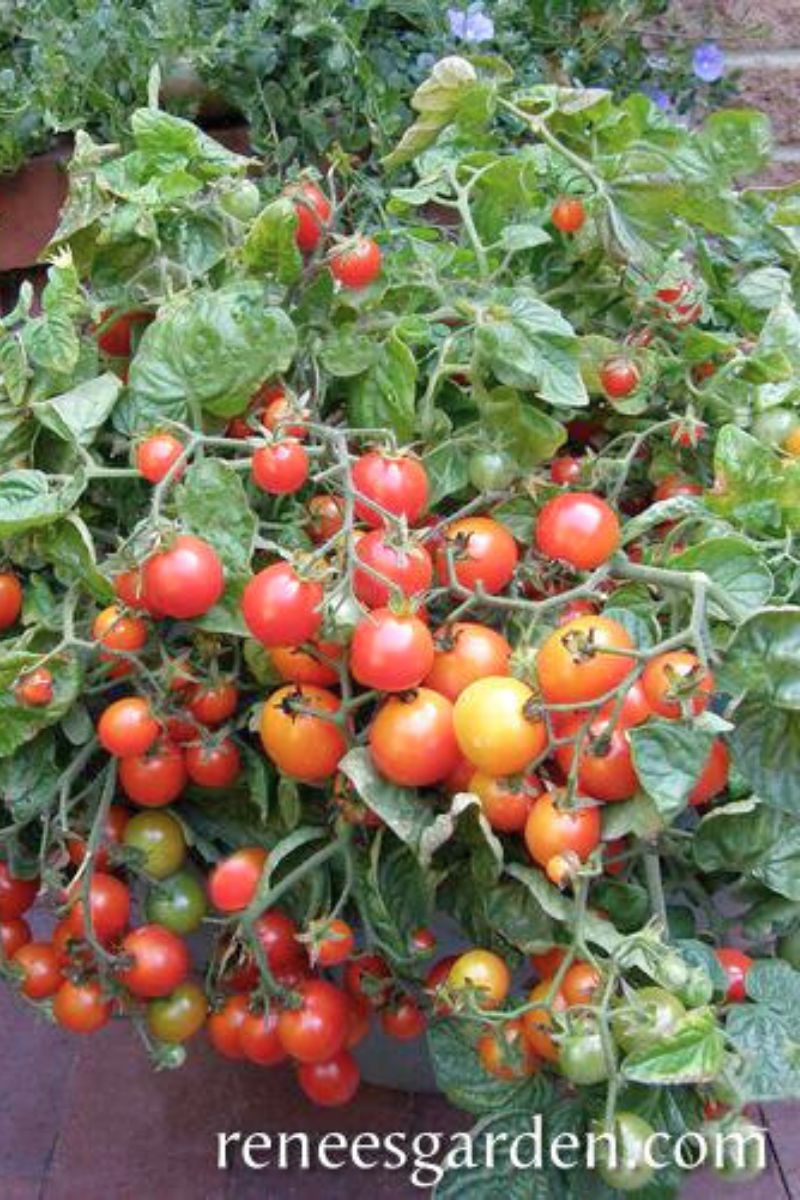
[349,334,417,440]
[720,607,800,709]
[478,387,566,467]
[384,57,485,169]
[726,961,800,1099]
[500,223,551,252]
[242,198,303,285]
[474,288,587,407]
[127,283,297,426]
[0,334,29,405]
[130,108,251,179]
[434,1107,559,1199]
[419,792,503,884]
[601,793,664,840]
[338,747,433,854]
[319,328,377,378]
[175,459,256,575]
[728,699,800,815]
[505,863,622,957]
[622,1009,725,1084]
[422,441,470,506]
[701,109,772,179]
[0,470,85,537]
[629,721,716,823]
[0,650,83,758]
[428,1019,552,1116]
[22,314,80,375]
[668,537,772,619]
[0,732,61,822]
[32,373,122,448]
[34,517,114,602]
[708,424,800,534]
[484,879,555,951]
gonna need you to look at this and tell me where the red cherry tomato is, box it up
[307,494,343,544]
[350,609,434,692]
[97,696,160,758]
[535,492,620,571]
[524,791,601,870]
[313,918,355,968]
[187,681,238,727]
[689,739,730,807]
[185,738,242,788]
[15,667,54,706]
[253,909,305,973]
[653,475,703,502]
[287,181,331,254]
[118,741,187,807]
[599,357,640,400]
[143,535,224,620]
[530,946,566,978]
[277,979,350,1063]
[0,570,23,630]
[270,641,342,688]
[0,917,31,959]
[262,392,309,440]
[117,924,190,998]
[13,942,63,999]
[252,440,309,495]
[208,994,249,1059]
[96,308,152,357]
[554,713,638,802]
[208,848,268,913]
[562,960,602,1006]
[344,953,393,1009]
[352,450,429,528]
[551,197,585,233]
[642,651,713,719]
[369,688,460,787]
[478,1018,539,1081]
[424,622,511,703]
[715,948,752,1003]
[241,562,323,647]
[113,567,161,616]
[240,1007,287,1066]
[66,872,131,943]
[353,531,433,608]
[469,771,542,833]
[381,996,426,1040]
[298,1050,360,1107]
[550,456,582,486]
[135,433,185,484]
[436,517,518,594]
[93,605,148,660]
[329,236,382,289]
[537,615,635,705]
[53,979,112,1033]
[260,685,347,782]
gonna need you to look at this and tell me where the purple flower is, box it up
[447,5,495,44]
[692,42,725,83]
[644,86,674,112]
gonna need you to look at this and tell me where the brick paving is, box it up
[0,986,797,1198]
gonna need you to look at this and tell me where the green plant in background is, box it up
[0,0,736,175]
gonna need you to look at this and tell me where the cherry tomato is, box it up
[66,872,131,943]
[599,357,640,399]
[353,531,433,609]
[410,927,437,956]
[537,615,635,705]
[208,847,268,913]
[113,566,160,615]
[253,909,305,973]
[369,688,460,787]
[554,713,638,802]
[241,562,323,647]
[307,494,343,544]
[53,979,112,1033]
[93,605,148,668]
[524,791,601,870]
[454,676,547,775]
[550,456,582,486]
[344,953,393,1009]
[145,869,208,934]
[14,667,53,707]
[653,475,703,502]
[522,979,566,1062]
[448,949,510,1010]
[98,697,160,758]
[478,1018,539,1081]
[135,433,185,484]
[287,181,331,253]
[530,947,566,978]
[350,609,434,692]
[188,681,238,727]
[143,535,224,620]
[689,739,729,806]
[313,918,355,968]
[298,1049,360,1106]
[551,197,585,233]
[146,980,207,1043]
[252,440,309,495]
[208,994,249,1059]
[352,450,428,528]
[329,236,381,288]
[0,917,31,959]
[424,622,511,703]
[642,651,713,719]
[261,392,309,440]
[535,492,620,571]
[381,996,426,1040]
[13,942,63,999]
[0,864,38,920]
[270,641,342,688]
[345,996,371,1048]
[596,1112,656,1192]
[784,427,800,457]
[239,1005,287,1065]
[469,771,541,833]
[260,685,346,782]
[715,947,752,1003]
[96,308,152,357]
[425,955,459,1014]
[0,570,23,630]
[122,810,186,879]
[277,979,350,1063]
[562,960,602,1006]
[117,924,189,998]
[603,836,628,877]
[560,1019,609,1085]
[185,738,241,788]
[119,741,187,807]
[436,517,518,594]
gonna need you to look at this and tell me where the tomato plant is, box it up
[0,58,793,1193]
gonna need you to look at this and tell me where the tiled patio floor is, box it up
[0,986,796,1199]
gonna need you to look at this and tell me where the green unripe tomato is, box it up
[560,1019,610,1086]
[219,180,261,222]
[706,1118,766,1183]
[678,965,714,1008]
[145,868,207,933]
[468,450,517,491]
[777,926,800,969]
[612,986,686,1053]
[594,1112,657,1192]
[123,810,186,880]
[146,981,208,1044]
[752,407,798,448]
